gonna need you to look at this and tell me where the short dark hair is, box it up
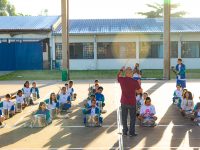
[178,58,182,62]
[143,92,149,96]
[145,97,151,104]
[98,86,103,90]
[69,80,73,84]
[17,90,23,95]
[5,94,11,98]
[91,99,96,103]
[90,94,95,98]
[95,79,99,83]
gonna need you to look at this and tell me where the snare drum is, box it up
[142,117,156,127]
[32,93,37,101]
[50,109,57,119]
[3,109,9,119]
[16,103,22,113]
[97,101,103,111]
[25,97,33,106]
[85,115,99,127]
[32,114,47,128]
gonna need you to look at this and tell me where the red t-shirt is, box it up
[118,76,141,106]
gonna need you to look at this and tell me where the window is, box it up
[55,43,94,59]
[181,41,200,58]
[97,42,136,59]
[140,42,163,58]
[55,43,62,60]
[171,41,178,58]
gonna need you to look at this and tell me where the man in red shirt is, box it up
[118,66,142,136]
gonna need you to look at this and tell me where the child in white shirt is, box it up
[173,85,182,105]
[3,94,15,118]
[58,87,71,111]
[138,97,157,122]
[181,91,194,116]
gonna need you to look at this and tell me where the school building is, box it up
[0,16,200,70]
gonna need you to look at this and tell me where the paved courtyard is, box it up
[0,79,200,150]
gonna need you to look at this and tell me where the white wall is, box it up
[54,33,200,70]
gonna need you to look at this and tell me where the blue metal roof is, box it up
[54,18,200,34]
[0,16,60,31]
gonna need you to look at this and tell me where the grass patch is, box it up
[0,69,199,81]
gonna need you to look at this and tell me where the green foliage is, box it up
[0,0,26,16]
[137,3,187,18]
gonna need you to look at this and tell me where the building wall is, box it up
[0,32,52,69]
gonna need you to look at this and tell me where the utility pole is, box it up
[61,0,70,81]
[163,0,171,80]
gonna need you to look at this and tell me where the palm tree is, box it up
[137,3,186,18]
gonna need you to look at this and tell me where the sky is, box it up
[9,0,200,19]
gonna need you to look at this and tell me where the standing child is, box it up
[3,94,15,119]
[138,97,157,125]
[67,80,77,101]
[181,91,194,116]
[30,82,40,101]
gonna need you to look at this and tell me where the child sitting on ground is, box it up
[193,102,200,124]
[0,108,5,127]
[95,86,105,109]
[14,90,26,111]
[34,102,52,125]
[84,94,96,108]
[57,87,71,111]
[133,63,142,85]
[138,97,157,125]
[88,80,99,96]
[67,80,77,101]
[172,85,182,104]
[83,99,103,126]
[30,82,40,101]
[22,81,33,105]
[136,91,143,117]
[3,94,15,119]
[45,93,59,112]
[181,91,194,116]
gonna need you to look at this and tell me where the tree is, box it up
[137,3,187,18]
[0,0,17,16]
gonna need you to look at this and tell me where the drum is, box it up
[141,117,156,127]
[24,97,33,106]
[50,109,57,119]
[16,103,22,113]
[3,109,9,119]
[185,110,194,118]
[71,94,77,101]
[174,98,179,105]
[32,114,47,128]
[97,101,103,111]
[85,115,99,127]
[32,93,37,101]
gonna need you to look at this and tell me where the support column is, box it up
[50,35,55,70]
[93,35,97,70]
[178,34,182,58]
[61,0,70,81]
[163,0,171,80]
[136,38,140,63]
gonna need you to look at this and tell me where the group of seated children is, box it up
[172,85,200,125]
[32,80,76,126]
[0,81,40,127]
[83,80,105,126]
[136,91,157,126]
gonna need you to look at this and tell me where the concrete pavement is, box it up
[0,79,200,149]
